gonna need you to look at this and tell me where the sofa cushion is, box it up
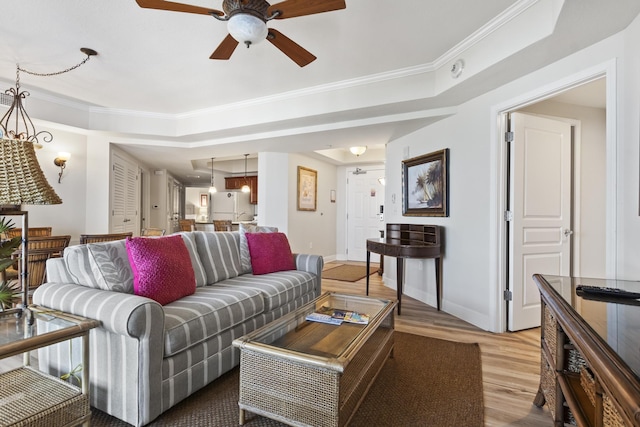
[193,231,243,284]
[246,232,295,275]
[176,232,207,287]
[64,240,134,293]
[217,270,317,312]
[238,223,278,273]
[162,286,264,356]
[126,235,196,305]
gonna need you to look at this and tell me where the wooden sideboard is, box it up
[533,274,640,426]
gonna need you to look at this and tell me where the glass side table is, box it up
[0,306,100,427]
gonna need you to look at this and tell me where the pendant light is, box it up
[241,154,250,193]
[209,157,217,193]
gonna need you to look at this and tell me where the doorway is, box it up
[346,166,385,262]
[501,77,610,331]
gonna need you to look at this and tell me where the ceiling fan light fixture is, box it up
[228,13,268,47]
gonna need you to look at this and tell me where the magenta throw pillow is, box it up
[126,235,196,305]
[245,232,295,275]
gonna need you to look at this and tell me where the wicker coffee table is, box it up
[232,292,396,427]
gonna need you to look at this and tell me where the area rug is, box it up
[321,264,379,282]
[91,333,484,427]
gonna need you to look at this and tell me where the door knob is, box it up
[564,229,573,237]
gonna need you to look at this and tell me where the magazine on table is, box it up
[305,306,370,325]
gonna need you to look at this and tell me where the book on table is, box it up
[305,306,370,325]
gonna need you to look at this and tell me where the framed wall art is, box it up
[297,166,317,211]
[200,193,208,208]
[402,148,449,217]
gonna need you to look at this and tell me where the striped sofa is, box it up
[33,231,323,426]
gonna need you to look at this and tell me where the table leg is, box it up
[533,385,546,407]
[366,250,371,295]
[435,257,442,311]
[396,258,404,315]
[239,408,245,425]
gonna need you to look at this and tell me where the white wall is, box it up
[616,13,640,280]
[258,152,289,232]
[27,127,88,245]
[287,153,338,258]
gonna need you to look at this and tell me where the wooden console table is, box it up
[533,274,640,426]
[366,224,443,314]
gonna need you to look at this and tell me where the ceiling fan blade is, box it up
[267,29,316,67]
[210,34,240,60]
[136,0,223,17]
[268,0,346,19]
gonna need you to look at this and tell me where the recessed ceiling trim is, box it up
[107,107,457,150]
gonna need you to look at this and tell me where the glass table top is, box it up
[0,307,97,356]
[539,275,640,380]
[234,292,395,363]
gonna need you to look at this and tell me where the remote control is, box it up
[576,285,640,299]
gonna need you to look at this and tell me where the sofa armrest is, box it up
[34,282,166,426]
[293,253,324,277]
[33,282,164,338]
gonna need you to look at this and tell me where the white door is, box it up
[111,153,139,235]
[346,168,385,261]
[508,112,572,331]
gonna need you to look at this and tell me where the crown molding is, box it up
[432,0,542,69]
[88,0,544,122]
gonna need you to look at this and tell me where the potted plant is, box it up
[0,217,23,310]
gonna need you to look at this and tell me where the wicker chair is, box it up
[179,219,196,232]
[26,235,71,289]
[5,227,52,239]
[3,235,71,291]
[80,232,133,244]
[213,220,232,231]
[141,228,166,236]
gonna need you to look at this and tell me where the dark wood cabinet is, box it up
[224,176,244,190]
[224,176,258,204]
[533,274,640,426]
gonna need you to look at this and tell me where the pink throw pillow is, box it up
[126,235,196,305]
[245,232,295,275]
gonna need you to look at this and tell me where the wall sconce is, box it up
[53,152,70,183]
[349,146,367,156]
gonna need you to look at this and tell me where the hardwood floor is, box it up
[322,261,553,426]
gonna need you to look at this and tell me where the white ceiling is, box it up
[1,0,638,185]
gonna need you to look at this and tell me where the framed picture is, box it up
[297,166,317,211]
[200,193,208,208]
[402,148,449,217]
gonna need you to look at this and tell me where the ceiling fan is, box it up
[135,0,346,67]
